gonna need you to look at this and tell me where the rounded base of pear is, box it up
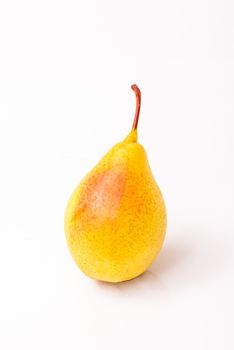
[74,247,164,283]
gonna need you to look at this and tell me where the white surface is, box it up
[0,0,234,349]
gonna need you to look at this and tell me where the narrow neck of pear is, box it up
[124,84,141,143]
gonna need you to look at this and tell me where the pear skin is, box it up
[64,85,167,282]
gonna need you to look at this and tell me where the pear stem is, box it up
[131,84,141,130]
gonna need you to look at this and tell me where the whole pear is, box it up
[64,84,166,282]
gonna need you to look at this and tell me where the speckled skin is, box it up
[64,130,167,282]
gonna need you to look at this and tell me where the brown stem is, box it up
[131,84,141,130]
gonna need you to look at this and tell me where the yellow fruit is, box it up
[64,84,167,282]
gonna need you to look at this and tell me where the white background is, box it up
[0,0,234,349]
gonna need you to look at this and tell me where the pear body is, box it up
[64,132,166,282]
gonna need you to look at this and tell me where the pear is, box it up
[64,84,167,283]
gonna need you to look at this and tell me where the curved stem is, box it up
[131,84,141,130]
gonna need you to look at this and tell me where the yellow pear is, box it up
[64,84,167,282]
